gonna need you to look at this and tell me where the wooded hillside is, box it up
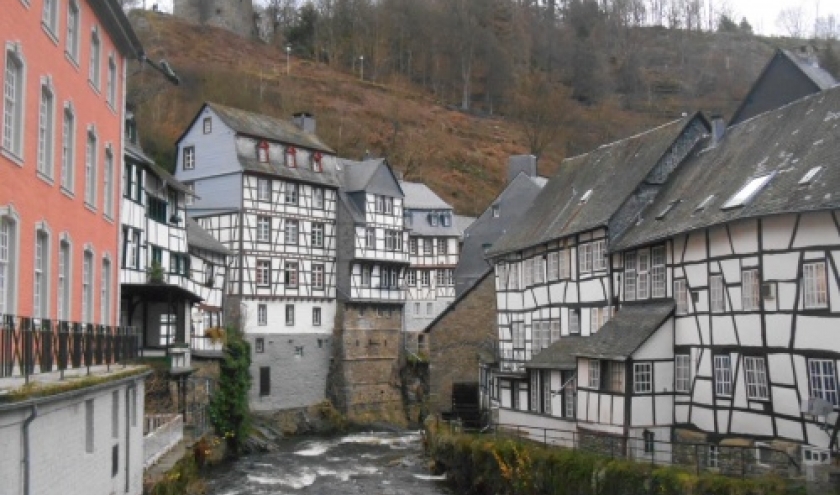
[127,4,838,215]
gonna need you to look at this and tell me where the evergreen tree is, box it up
[209,330,252,458]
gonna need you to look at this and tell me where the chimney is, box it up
[292,112,316,134]
[507,155,537,183]
[710,115,725,146]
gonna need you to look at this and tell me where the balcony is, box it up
[0,315,139,381]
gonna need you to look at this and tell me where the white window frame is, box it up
[744,356,769,400]
[533,256,544,284]
[3,45,26,159]
[624,251,637,300]
[420,270,430,287]
[808,359,838,406]
[422,237,432,255]
[312,264,324,290]
[66,1,80,62]
[674,279,688,315]
[89,27,101,90]
[103,146,114,217]
[578,242,592,274]
[57,239,71,321]
[547,251,559,280]
[256,216,271,242]
[406,269,416,286]
[284,219,298,245]
[0,212,18,316]
[255,259,270,287]
[106,54,117,108]
[803,261,828,309]
[42,0,60,38]
[633,362,652,394]
[589,359,600,388]
[675,354,691,393]
[285,304,295,326]
[37,81,55,178]
[714,354,732,397]
[202,117,212,134]
[100,257,111,325]
[523,258,533,286]
[257,178,271,201]
[257,304,267,326]
[651,246,666,298]
[84,127,97,207]
[34,229,50,319]
[742,269,760,311]
[710,274,724,313]
[550,320,560,343]
[592,239,607,271]
[637,249,650,299]
[361,266,371,287]
[569,308,580,334]
[312,307,322,326]
[365,227,375,248]
[512,322,525,349]
[285,182,298,204]
[81,249,94,324]
[311,222,324,248]
[60,103,75,192]
[313,187,324,209]
[284,261,299,287]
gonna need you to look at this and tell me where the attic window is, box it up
[656,200,681,220]
[285,146,297,168]
[799,166,822,185]
[695,194,715,213]
[202,117,211,134]
[429,213,439,227]
[721,174,773,210]
[580,189,593,204]
[257,141,269,163]
[441,213,452,227]
[312,152,323,173]
[491,205,500,217]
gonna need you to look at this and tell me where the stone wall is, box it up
[172,0,255,38]
[427,273,497,413]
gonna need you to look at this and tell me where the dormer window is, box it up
[285,146,297,168]
[312,152,323,173]
[429,213,439,227]
[442,213,452,227]
[491,205,500,217]
[580,189,593,204]
[257,141,269,163]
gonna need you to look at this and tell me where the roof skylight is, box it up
[695,194,715,213]
[799,166,822,185]
[656,200,681,220]
[721,174,774,210]
[580,189,593,204]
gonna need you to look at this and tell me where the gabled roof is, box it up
[180,102,335,154]
[527,336,587,370]
[488,115,705,257]
[573,301,674,360]
[400,181,452,210]
[238,155,342,188]
[783,49,838,90]
[340,158,405,197]
[187,218,231,255]
[454,215,476,236]
[615,85,840,251]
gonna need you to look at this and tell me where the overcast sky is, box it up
[148,0,839,38]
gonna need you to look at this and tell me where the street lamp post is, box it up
[285,44,291,76]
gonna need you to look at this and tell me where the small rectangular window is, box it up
[312,264,324,289]
[569,309,580,334]
[808,359,838,406]
[742,269,760,311]
[284,262,298,287]
[643,430,655,454]
[744,356,769,400]
[259,367,270,396]
[284,219,299,245]
[202,117,212,134]
[285,182,298,204]
[285,304,295,326]
[313,307,322,326]
[674,279,688,315]
[714,355,732,396]
[183,146,195,170]
[722,174,773,209]
[634,362,652,393]
[710,275,724,312]
[256,259,270,286]
[257,304,267,326]
[255,337,265,353]
[588,359,600,388]
[675,354,691,393]
[803,262,828,309]
[257,178,271,201]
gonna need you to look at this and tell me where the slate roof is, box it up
[207,102,335,154]
[615,85,840,250]
[573,301,674,360]
[454,215,476,237]
[126,142,193,195]
[488,115,703,257]
[400,181,452,209]
[782,49,838,90]
[527,336,587,370]
[187,218,231,255]
[237,155,342,188]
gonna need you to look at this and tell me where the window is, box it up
[590,307,610,333]
[578,243,592,274]
[695,194,715,213]
[89,28,101,89]
[361,266,371,287]
[423,238,432,255]
[257,178,271,201]
[637,249,650,299]
[406,269,416,286]
[257,141,269,162]
[313,307,322,326]
[563,372,576,418]
[674,279,688,315]
[284,219,298,245]
[285,182,298,204]
[57,240,70,320]
[429,213,439,227]
[512,322,525,349]
[67,1,80,61]
[82,250,93,324]
[202,117,211,134]
[256,216,271,242]
[592,240,606,271]
[106,55,116,107]
[634,363,652,393]
[624,251,636,300]
[675,354,691,393]
[744,356,769,400]
[443,269,454,286]
[259,367,270,396]
[311,222,324,248]
[420,270,430,287]
[589,359,601,388]
[255,336,265,351]
[255,259,270,286]
[714,355,732,396]
[547,251,559,280]
[34,231,49,319]
[312,264,324,289]
[38,83,55,178]
[84,128,97,207]
[313,187,324,209]
[533,257,544,284]
[438,238,448,255]
[0,216,16,316]
[722,174,773,209]
[643,431,655,454]
[491,204,500,217]
[284,262,298,287]
[608,362,624,392]
[312,152,323,172]
[103,147,114,217]
[706,445,720,468]
[61,105,75,191]
[808,359,838,406]
[285,304,295,325]
[710,275,724,312]
[185,183,194,206]
[257,304,267,326]
[523,259,533,287]
[3,46,25,157]
[294,346,304,357]
[530,371,540,412]
[569,309,580,334]
[365,227,375,248]
[742,269,760,310]
[100,258,110,324]
[85,399,94,453]
[409,238,418,255]
[285,146,296,168]
[550,320,560,343]
[384,230,400,251]
[183,146,195,170]
[651,246,666,297]
[803,262,828,309]
[375,195,393,214]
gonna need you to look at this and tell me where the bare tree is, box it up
[507,72,576,158]
[776,6,805,38]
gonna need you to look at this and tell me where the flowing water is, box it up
[204,431,451,495]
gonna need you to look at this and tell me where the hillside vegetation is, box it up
[127,10,834,215]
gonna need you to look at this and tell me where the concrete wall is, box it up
[247,332,332,411]
[427,273,497,413]
[0,374,147,495]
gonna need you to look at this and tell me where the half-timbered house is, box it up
[400,181,460,349]
[186,217,230,356]
[330,158,409,418]
[175,103,340,411]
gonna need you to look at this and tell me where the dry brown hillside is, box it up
[127,11,801,215]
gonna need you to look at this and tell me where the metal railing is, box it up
[474,422,803,479]
[0,314,139,382]
[190,335,224,354]
[143,413,183,468]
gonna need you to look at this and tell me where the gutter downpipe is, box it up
[22,404,38,495]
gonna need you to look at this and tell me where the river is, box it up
[203,430,451,495]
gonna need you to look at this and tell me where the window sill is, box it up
[36,171,55,186]
[88,80,101,95]
[60,186,75,199]
[42,23,60,45]
[1,148,24,166]
[65,51,80,69]
[103,214,114,225]
[84,203,97,214]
